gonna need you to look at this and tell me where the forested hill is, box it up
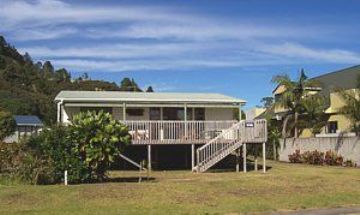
[0,36,151,124]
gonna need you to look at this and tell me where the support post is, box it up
[239,104,242,121]
[147,145,152,172]
[243,143,247,173]
[191,144,195,170]
[57,101,63,123]
[160,107,164,140]
[235,149,240,172]
[184,103,187,139]
[123,102,127,121]
[254,156,258,171]
[263,142,266,173]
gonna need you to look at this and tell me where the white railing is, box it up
[195,122,242,172]
[240,119,267,143]
[195,119,267,172]
[121,120,237,144]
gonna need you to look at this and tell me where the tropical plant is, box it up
[337,77,360,135]
[0,111,131,184]
[260,96,274,109]
[272,69,321,138]
[300,95,328,136]
[268,122,281,160]
[0,108,16,141]
[70,111,131,181]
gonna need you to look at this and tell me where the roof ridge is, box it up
[311,65,360,80]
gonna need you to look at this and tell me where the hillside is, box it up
[0,36,145,124]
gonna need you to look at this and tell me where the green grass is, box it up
[1,161,360,214]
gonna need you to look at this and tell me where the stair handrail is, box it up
[196,121,244,172]
[197,121,243,151]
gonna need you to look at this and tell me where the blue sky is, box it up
[1,0,360,108]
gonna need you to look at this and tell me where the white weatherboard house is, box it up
[55,91,267,172]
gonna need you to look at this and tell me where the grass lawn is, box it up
[0,161,359,215]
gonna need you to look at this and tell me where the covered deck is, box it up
[123,120,237,144]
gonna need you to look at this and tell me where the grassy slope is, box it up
[0,161,359,215]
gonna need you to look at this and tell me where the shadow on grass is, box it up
[105,176,156,183]
[207,159,273,173]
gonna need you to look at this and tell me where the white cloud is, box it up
[0,0,319,42]
[257,42,360,64]
[1,0,359,73]
[10,26,78,41]
[18,42,219,59]
[0,0,190,30]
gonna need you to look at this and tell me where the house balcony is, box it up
[122,120,238,145]
[122,119,267,145]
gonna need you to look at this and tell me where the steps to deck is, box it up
[195,120,267,173]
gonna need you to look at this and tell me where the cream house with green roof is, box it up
[271,65,360,137]
[55,90,268,172]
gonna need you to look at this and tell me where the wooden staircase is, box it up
[193,119,267,173]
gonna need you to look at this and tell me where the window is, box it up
[194,108,205,120]
[126,108,144,116]
[163,108,183,120]
[187,108,193,120]
[80,107,113,114]
[274,94,282,103]
[150,108,161,120]
[327,121,338,134]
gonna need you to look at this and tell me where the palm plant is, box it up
[301,95,328,136]
[338,76,360,135]
[272,69,320,138]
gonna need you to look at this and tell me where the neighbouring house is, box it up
[269,65,360,137]
[4,115,43,143]
[55,91,267,172]
[245,107,266,120]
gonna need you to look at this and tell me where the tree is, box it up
[233,109,246,121]
[272,69,320,138]
[146,86,154,92]
[0,109,16,141]
[70,111,131,181]
[0,35,123,124]
[301,95,328,136]
[23,52,33,64]
[120,77,142,92]
[337,76,360,135]
[55,68,71,83]
[260,97,274,109]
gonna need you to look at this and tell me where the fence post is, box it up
[64,170,68,186]
[263,142,266,173]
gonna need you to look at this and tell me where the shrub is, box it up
[0,109,16,141]
[302,150,324,165]
[288,149,353,167]
[0,111,131,184]
[70,111,131,181]
[27,125,88,184]
[324,151,343,166]
[288,150,302,163]
[343,159,357,167]
[0,141,53,184]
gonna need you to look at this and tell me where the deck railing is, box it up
[121,120,237,144]
[195,119,267,172]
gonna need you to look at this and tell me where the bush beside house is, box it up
[289,149,356,167]
[0,111,131,184]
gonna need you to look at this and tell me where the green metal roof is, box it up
[55,91,246,104]
[312,65,360,96]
